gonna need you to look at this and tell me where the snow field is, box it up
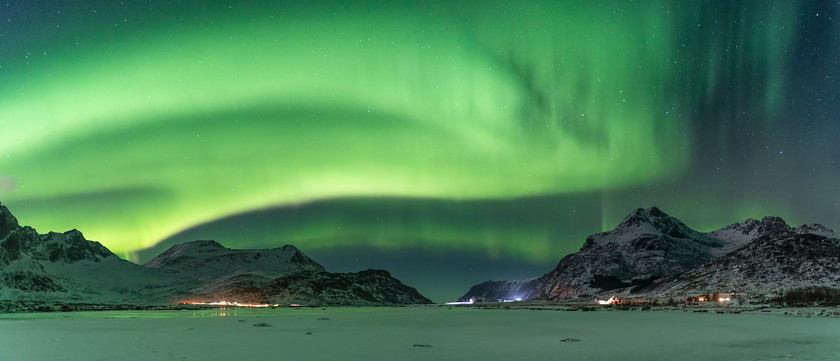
[1,306,839,361]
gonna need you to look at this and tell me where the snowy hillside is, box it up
[642,221,840,298]
[145,240,325,279]
[152,240,431,305]
[708,216,791,256]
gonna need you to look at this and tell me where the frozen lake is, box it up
[1,306,838,360]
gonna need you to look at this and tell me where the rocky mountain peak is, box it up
[711,216,793,249]
[38,230,116,262]
[730,216,790,236]
[0,202,21,238]
[794,223,837,238]
[617,207,690,235]
[758,216,791,235]
[1,205,115,264]
[585,206,699,248]
[143,240,225,268]
[173,240,226,252]
[279,244,301,252]
[617,206,668,227]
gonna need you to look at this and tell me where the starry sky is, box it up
[1,1,838,302]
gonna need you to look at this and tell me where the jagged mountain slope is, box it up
[0,204,161,304]
[707,216,792,256]
[640,222,840,297]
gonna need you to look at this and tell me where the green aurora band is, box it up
[0,1,801,262]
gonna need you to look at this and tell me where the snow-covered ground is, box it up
[1,306,838,360]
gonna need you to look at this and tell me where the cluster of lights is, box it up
[444,299,475,305]
[444,296,524,305]
[596,296,618,305]
[184,301,278,308]
[596,295,733,305]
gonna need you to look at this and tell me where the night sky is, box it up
[1,1,838,302]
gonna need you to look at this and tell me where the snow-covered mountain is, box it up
[145,240,430,305]
[640,220,840,298]
[531,206,727,300]
[145,240,325,279]
[0,203,430,310]
[0,203,159,305]
[461,206,840,302]
[707,216,792,256]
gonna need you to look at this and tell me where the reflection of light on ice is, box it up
[185,301,278,308]
[596,296,617,305]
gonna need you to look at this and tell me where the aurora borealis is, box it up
[1,1,838,301]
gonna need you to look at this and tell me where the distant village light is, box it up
[185,301,276,308]
[596,296,618,305]
[444,298,475,305]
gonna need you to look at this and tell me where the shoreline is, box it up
[4,299,840,318]
[457,300,840,318]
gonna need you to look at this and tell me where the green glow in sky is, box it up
[0,1,803,264]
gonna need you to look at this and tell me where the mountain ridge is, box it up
[144,240,326,278]
[461,206,840,303]
[0,203,431,311]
